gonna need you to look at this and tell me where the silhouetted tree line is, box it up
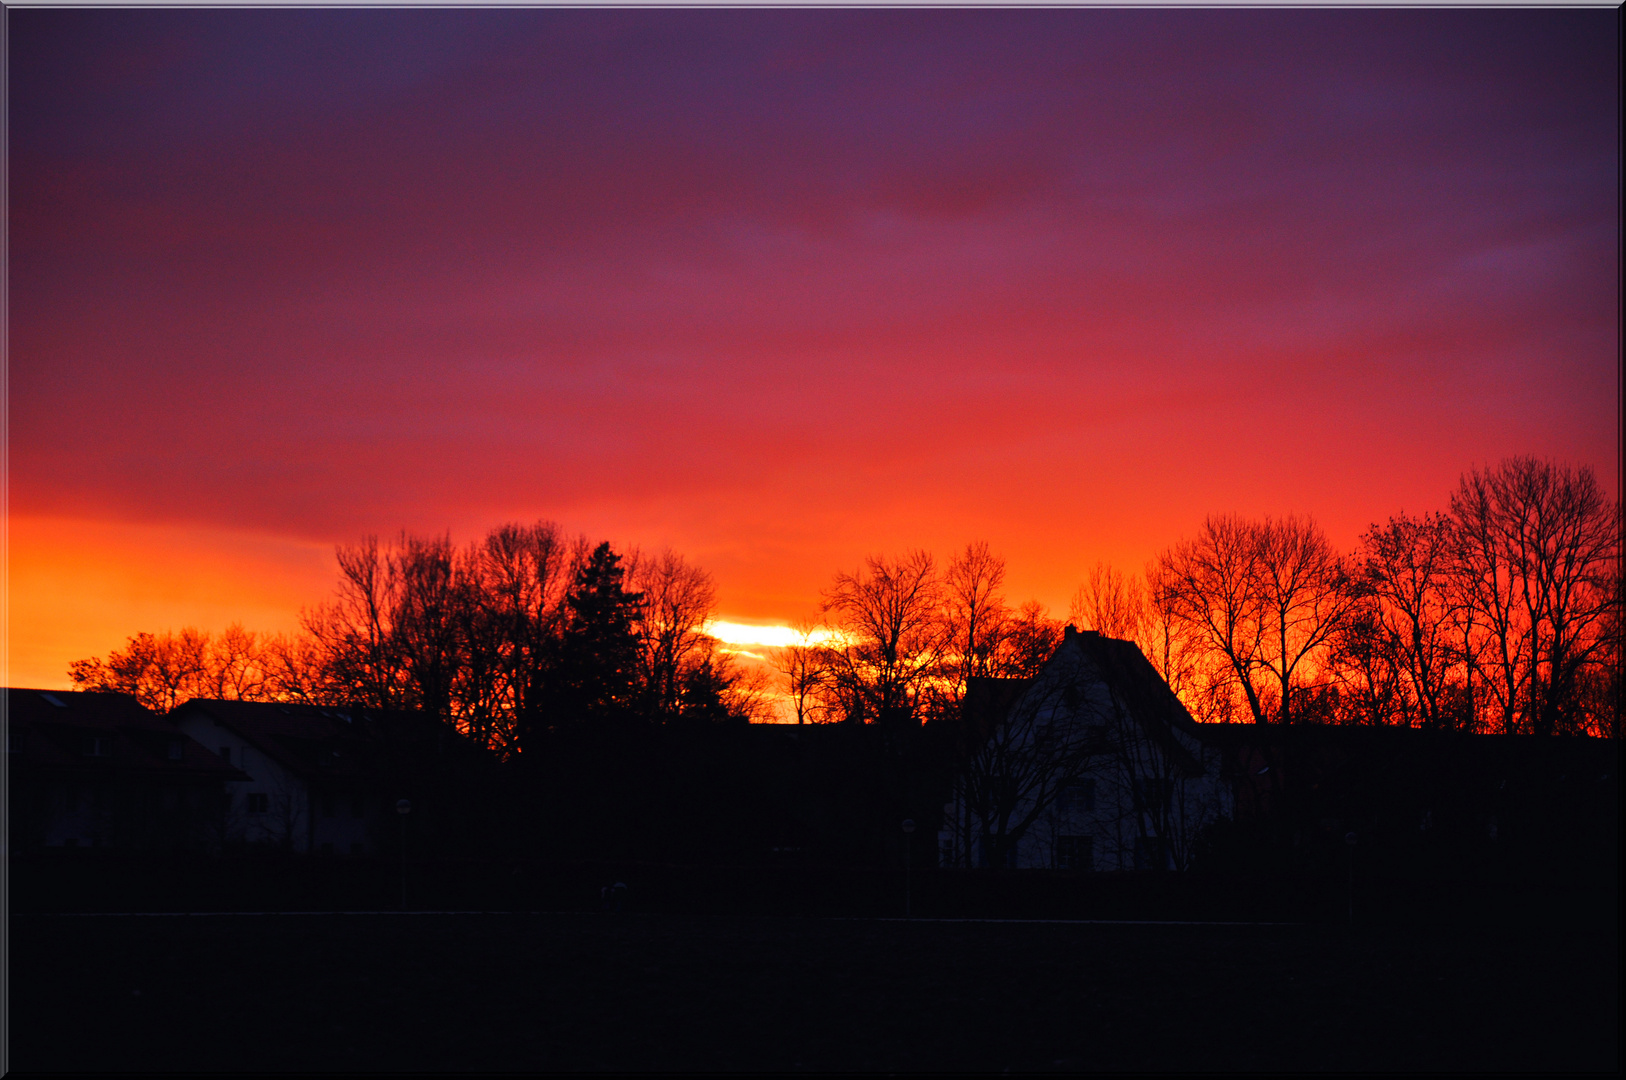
[771,456,1619,738]
[71,525,769,756]
[1133,457,1620,737]
[74,456,1618,742]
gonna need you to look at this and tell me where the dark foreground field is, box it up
[10,911,1618,1073]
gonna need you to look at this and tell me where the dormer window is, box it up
[168,739,185,761]
[87,736,114,758]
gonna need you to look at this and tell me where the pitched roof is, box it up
[1066,629,1203,737]
[169,699,486,785]
[1015,628,1210,777]
[170,699,379,782]
[4,687,248,781]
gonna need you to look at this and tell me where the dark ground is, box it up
[9,910,1618,1073]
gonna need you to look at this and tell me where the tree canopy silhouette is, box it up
[538,541,646,731]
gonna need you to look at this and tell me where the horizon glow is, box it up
[6,9,1618,692]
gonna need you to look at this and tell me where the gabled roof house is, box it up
[6,688,246,853]
[168,699,495,857]
[940,627,1231,873]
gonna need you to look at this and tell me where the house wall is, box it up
[170,712,386,856]
[31,776,224,852]
[309,789,375,856]
[1014,738,1232,871]
[42,783,98,848]
[171,715,310,852]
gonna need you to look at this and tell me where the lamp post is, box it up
[397,799,412,911]
[901,819,916,919]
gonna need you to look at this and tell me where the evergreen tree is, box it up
[545,542,645,726]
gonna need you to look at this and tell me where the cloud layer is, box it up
[8,9,1618,685]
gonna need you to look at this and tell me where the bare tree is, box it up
[1356,512,1460,729]
[1252,515,1351,725]
[1326,604,1406,726]
[943,541,1011,699]
[69,628,211,713]
[1068,562,1148,642]
[1449,458,1620,734]
[203,624,269,701]
[303,535,406,711]
[1155,516,1269,724]
[821,550,946,726]
[770,618,833,725]
[390,533,464,722]
[1577,564,1622,738]
[1154,515,1350,725]
[259,632,330,705]
[1141,559,1229,723]
[992,600,1066,679]
[627,547,722,718]
[718,661,777,724]
[458,522,581,754]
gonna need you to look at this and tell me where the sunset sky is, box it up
[7,8,1619,691]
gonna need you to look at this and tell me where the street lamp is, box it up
[397,799,412,911]
[901,819,916,919]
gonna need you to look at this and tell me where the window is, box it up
[167,739,184,761]
[39,691,68,708]
[247,793,269,814]
[87,736,114,758]
[1134,835,1170,871]
[1060,780,1097,815]
[1135,778,1173,811]
[1058,835,1094,871]
[219,746,231,764]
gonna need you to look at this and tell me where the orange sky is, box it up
[7,9,1619,690]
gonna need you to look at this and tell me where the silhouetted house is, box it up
[6,688,246,853]
[167,699,498,857]
[939,628,1231,872]
[938,631,1618,879]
